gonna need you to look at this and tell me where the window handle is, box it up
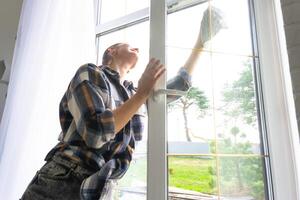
[152,89,187,101]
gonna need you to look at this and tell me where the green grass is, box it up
[118,156,216,195]
[168,156,216,194]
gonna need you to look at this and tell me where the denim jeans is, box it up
[20,154,97,200]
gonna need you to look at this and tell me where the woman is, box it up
[21,6,225,200]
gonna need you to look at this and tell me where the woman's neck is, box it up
[108,63,131,81]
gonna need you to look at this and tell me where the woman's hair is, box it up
[102,43,123,65]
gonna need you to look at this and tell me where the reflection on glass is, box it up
[211,54,261,154]
[219,157,266,200]
[98,22,149,200]
[100,0,149,23]
[211,0,253,56]
[168,156,218,198]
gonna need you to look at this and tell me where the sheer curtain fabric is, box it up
[0,0,96,199]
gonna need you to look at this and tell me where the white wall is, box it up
[0,0,23,121]
[281,0,300,137]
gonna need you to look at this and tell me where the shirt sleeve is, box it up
[166,67,192,103]
[67,64,115,149]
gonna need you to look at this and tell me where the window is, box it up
[100,0,148,23]
[166,1,270,199]
[95,1,150,199]
[98,21,150,199]
[94,0,298,199]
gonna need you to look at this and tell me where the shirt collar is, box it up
[123,80,135,90]
[101,65,121,81]
[100,65,134,90]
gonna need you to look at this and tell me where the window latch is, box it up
[152,89,187,101]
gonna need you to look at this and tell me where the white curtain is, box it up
[0,0,96,199]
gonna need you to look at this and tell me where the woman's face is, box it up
[114,43,139,69]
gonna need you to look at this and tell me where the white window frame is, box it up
[95,0,300,199]
[252,0,300,199]
[147,0,167,199]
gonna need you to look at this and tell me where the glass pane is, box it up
[167,1,210,51]
[166,1,268,199]
[100,0,149,23]
[211,53,261,155]
[211,0,253,56]
[167,48,216,152]
[219,156,267,200]
[113,153,147,200]
[168,156,218,198]
[98,22,149,199]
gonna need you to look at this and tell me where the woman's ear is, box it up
[108,48,117,56]
[106,48,115,65]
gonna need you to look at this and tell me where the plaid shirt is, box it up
[47,63,191,199]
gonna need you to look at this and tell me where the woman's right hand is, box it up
[136,58,166,98]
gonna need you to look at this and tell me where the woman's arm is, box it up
[167,6,226,102]
[113,58,165,133]
[182,41,203,76]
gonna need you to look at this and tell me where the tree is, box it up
[212,60,265,200]
[222,62,256,126]
[168,86,209,141]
